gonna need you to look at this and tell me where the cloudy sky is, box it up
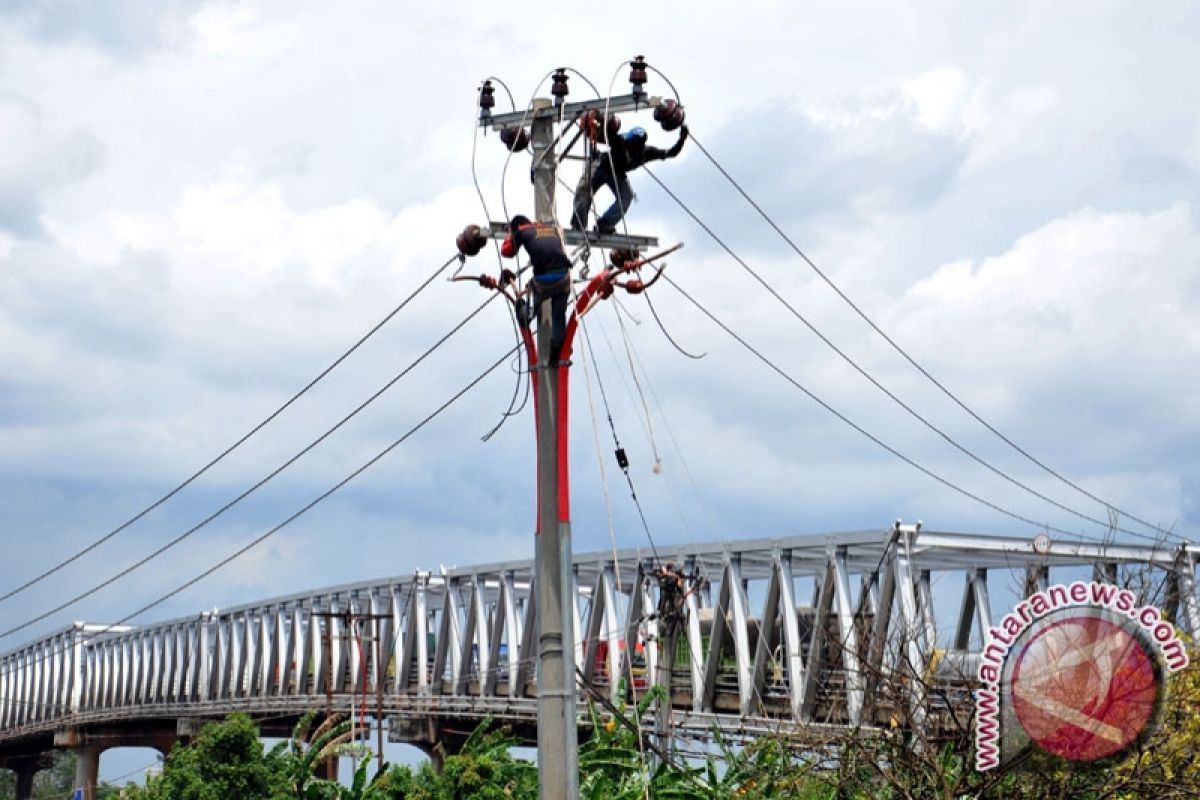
[1,0,1198,772]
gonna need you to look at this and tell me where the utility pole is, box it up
[320,617,336,782]
[474,63,666,800]
[528,96,580,800]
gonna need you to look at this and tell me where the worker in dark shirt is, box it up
[654,561,687,627]
[501,215,572,365]
[572,125,688,234]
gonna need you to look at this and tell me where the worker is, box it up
[501,215,572,365]
[654,561,687,626]
[571,125,689,234]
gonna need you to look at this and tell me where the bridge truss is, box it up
[1,526,1197,760]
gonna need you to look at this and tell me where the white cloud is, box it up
[901,66,971,133]
[2,0,1199,646]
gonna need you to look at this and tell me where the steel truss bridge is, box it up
[1,526,1198,794]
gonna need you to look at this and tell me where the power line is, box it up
[0,254,460,606]
[644,167,1180,547]
[19,346,517,649]
[471,83,531,441]
[686,132,1187,543]
[574,296,661,561]
[0,294,499,639]
[661,272,1111,543]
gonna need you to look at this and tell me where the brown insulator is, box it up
[500,126,530,152]
[629,55,648,95]
[605,114,621,139]
[478,80,495,114]
[456,224,486,257]
[551,68,569,105]
[609,248,638,269]
[654,99,686,131]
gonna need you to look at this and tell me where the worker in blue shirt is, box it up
[571,125,688,234]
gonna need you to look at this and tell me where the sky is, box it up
[2,0,1199,781]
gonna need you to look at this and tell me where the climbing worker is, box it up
[654,561,687,627]
[501,215,572,365]
[571,123,689,234]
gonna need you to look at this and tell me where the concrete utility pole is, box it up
[478,79,661,800]
[529,96,580,800]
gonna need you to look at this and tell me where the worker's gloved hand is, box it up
[500,268,516,286]
[680,125,689,139]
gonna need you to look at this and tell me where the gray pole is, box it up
[530,99,579,800]
[656,625,677,763]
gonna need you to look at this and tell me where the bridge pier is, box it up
[1,753,51,800]
[72,745,100,800]
[415,742,444,773]
[53,723,181,799]
[14,765,35,800]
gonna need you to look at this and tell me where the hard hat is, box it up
[624,127,647,141]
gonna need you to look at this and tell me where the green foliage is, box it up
[384,720,537,799]
[273,712,394,800]
[127,713,290,800]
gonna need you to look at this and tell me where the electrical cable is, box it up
[683,130,1188,544]
[0,294,500,638]
[611,301,664,471]
[478,332,531,443]
[641,290,706,360]
[572,326,654,789]
[661,272,1103,543]
[471,81,531,440]
[66,346,517,639]
[554,100,691,542]
[499,70,557,225]
[575,302,624,575]
[619,337,711,541]
[624,336,721,539]
[644,167,1178,547]
[557,101,666,562]
[588,61,699,362]
[575,297,661,562]
[0,253,461,606]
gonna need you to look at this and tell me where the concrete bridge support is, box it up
[54,724,181,800]
[72,745,101,800]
